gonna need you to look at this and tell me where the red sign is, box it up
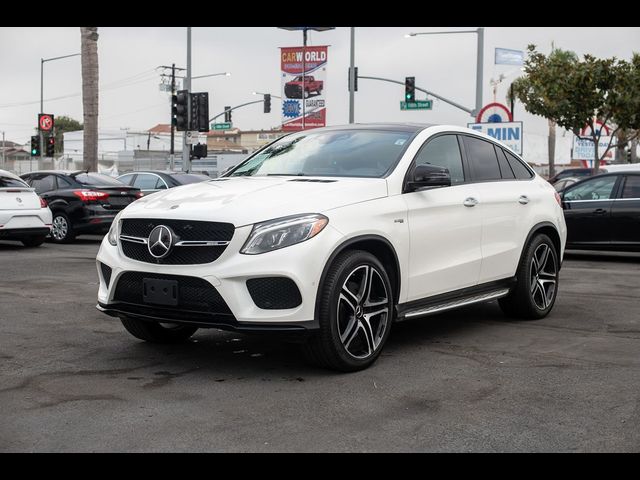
[39,114,54,132]
[475,102,513,123]
[280,45,328,131]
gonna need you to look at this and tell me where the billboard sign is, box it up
[280,45,328,131]
[495,48,525,66]
[572,121,614,164]
[468,121,524,155]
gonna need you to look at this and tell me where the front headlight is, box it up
[240,214,328,255]
[107,212,122,246]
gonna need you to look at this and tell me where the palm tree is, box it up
[80,27,99,171]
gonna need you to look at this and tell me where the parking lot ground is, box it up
[1,238,639,452]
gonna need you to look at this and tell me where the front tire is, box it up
[304,250,394,372]
[120,316,198,344]
[499,233,559,319]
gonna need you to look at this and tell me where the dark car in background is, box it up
[20,170,141,243]
[116,170,210,196]
[548,168,597,184]
[561,171,640,251]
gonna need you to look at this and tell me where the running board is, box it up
[401,288,510,320]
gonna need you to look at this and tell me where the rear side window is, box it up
[31,175,56,193]
[132,174,159,190]
[504,149,533,179]
[57,176,73,188]
[496,148,515,179]
[0,174,28,188]
[464,136,501,181]
[118,174,135,186]
[621,175,640,199]
[414,135,465,184]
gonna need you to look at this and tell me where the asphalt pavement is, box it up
[1,236,639,452]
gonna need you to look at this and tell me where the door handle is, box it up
[463,197,479,207]
[518,195,530,205]
[593,208,607,215]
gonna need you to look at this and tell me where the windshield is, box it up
[227,130,412,178]
[74,173,125,186]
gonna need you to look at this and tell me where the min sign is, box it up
[467,121,523,155]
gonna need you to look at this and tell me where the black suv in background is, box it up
[20,170,141,243]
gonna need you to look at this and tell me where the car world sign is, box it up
[468,121,523,155]
[280,45,328,131]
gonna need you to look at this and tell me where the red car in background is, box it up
[284,75,323,99]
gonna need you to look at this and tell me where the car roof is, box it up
[117,170,207,177]
[22,170,88,176]
[0,168,23,180]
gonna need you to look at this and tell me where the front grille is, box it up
[120,218,234,265]
[113,271,232,315]
[99,262,112,287]
[246,277,302,309]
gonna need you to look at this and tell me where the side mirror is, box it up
[406,164,451,192]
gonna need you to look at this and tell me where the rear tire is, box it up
[303,250,394,372]
[499,233,559,320]
[120,316,198,344]
[50,212,75,243]
[21,236,46,247]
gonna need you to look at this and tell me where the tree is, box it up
[53,115,83,155]
[512,45,640,175]
[81,27,99,171]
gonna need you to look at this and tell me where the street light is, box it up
[190,72,231,80]
[252,91,282,99]
[40,52,81,161]
[405,28,484,117]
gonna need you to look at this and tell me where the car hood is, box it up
[122,176,388,226]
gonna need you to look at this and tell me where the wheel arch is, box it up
[521,222,562,270]
[315,235,402,318]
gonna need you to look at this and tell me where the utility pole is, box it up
[183,27,192,172]
[349,27,355,123]
[170,63,176,169]
[1,131,5,167]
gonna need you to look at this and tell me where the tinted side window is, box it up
[133,174,159,190]
[155,177,168,189]
[57,175,73,188]
[496,148,515,179]
[118,174,135,186]
[504,149,533,179]
[621,175,640,199]
[31,175,56,194]
[564,176,618,201]
[464,136,501,181]
[0,174,28,188]
[413,135,464,184]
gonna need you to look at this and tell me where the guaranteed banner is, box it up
[280,45,328,131]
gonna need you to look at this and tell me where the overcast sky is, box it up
[1,26,638,146]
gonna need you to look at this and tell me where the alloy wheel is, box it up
[337,264,390,359]
[530,243,558,310]
[52,215,68,241]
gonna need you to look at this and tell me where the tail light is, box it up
[73,190,109,202]
[554,191,562,206]
[135,191,144,198]
[39,197,48,208]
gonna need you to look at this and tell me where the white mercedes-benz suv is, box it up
[97,124,567,371]
[0,168,52,247]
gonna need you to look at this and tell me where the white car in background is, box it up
[97,124,567,371]
[0,169,52,247]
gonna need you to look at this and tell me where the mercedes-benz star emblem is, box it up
[148,225,174,259]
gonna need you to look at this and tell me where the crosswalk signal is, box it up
[192,143,207,159]
[173,90,190,131]
[30,135,40,157]
[46,135,55,157]
[264,94,271,113]
[224,106,232,123]
[405,76,415,102]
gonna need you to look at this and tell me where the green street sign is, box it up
[212,122,232,130]
[400,100,433,110]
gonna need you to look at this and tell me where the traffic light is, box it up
[46,135,55,157]
[405,76,415,102]
[264,94,271,113]
[224,106,232,123]
[30,136,40,157]
[190,92,209,132]
[192,143,207,159]
[173,90,190,131]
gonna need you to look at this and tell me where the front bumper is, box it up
[96,223,345,329]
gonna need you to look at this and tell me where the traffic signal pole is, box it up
[209,100,265,122]
[170,63,175,170]
[183,27,192,172]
